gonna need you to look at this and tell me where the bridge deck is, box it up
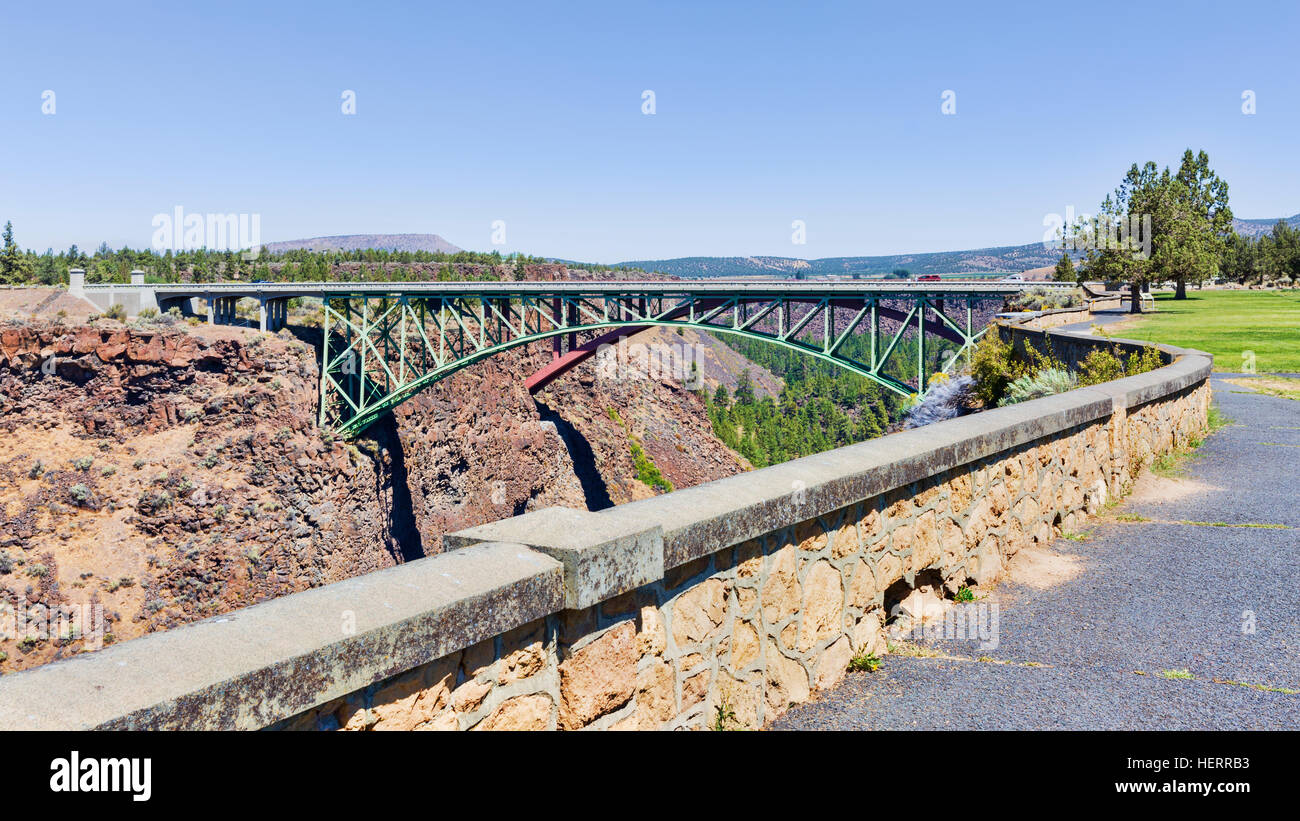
[83,279,1073,299]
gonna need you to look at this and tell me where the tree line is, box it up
[0,227,607,286]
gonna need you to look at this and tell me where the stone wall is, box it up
[0,324,1213,731]
[274,376,1207,731]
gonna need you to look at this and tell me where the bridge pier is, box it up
[258,297,288,332]
[207,296,241,326]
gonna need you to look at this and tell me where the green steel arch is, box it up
[318,288,998,436]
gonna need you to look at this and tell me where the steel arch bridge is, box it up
[311,280,1062,436]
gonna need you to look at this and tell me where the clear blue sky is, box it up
[2,0,1296,262]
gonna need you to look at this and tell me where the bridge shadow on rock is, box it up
[535,400,613,512]
[367,415,425,563]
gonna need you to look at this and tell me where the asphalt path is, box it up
[774,365,1300,730]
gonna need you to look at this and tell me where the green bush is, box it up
[1078,342,1164,386]
[137,307,159,320]
[970,332,1026,406]
[1007,287,1082,312]
[629,437,673,493]
[1000,368,1078,406]
[1128,344,1164,375]
[1078,348,1125,387]
[103,304,127,321]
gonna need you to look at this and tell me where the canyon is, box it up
[0,306,760,673]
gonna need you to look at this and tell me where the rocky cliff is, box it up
[0,318,746,673]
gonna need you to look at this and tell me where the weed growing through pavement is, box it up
[1213,678,1300,695]
[848,652,882,672]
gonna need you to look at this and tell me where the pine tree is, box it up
[0,221,32,284]
[1053,252,1076,283]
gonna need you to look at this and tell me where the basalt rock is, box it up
[0,319,748,674]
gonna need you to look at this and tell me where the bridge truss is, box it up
[317,285,1011,436]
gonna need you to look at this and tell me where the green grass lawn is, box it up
[1109,289,1300,373]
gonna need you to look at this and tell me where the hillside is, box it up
[264,233,463,255]
[257,216,1296,279]
[1231,213,1300,238]
[613,214,1299,278]
[613,241,1072,279]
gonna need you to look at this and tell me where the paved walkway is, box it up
[774,370,1300,730]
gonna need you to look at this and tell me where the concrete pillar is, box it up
[206,296,215,325]
[68,268,86,297]
[131,270,158,314]
[259,298,269,332]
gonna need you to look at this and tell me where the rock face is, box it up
[0,318,747,673]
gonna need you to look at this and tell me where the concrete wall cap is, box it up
[444,506,665,609]
[0,542,563,731]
